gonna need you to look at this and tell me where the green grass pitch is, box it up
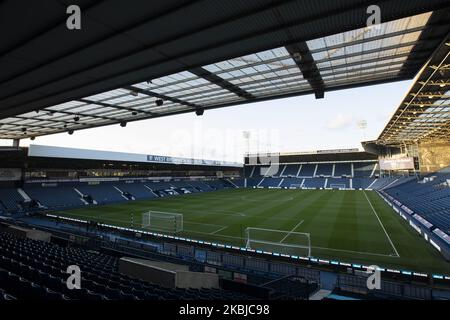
[53,188,449,275]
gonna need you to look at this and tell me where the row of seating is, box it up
[0,231,252,300]
[247,162,377,178]
[0,179,235,214]
[241,176,414,190]
[0,188,25,212]
[384,171,450,233]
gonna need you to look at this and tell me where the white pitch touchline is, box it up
[312,245,400,258]
[210,226,228,235]
[363,191,400,257]
[279,220,304,243]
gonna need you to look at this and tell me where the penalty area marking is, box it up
[56,213,398,259]
[279,220,304,243]
[58,211,225,234]
[363,191,400,257]
[209,226,228,235]
[184,229,398,258]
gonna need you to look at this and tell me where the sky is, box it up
[1,80,411,163]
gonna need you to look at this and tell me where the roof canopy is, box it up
[376,35,450,146]
[0,1,449,139]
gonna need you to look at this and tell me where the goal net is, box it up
[290,183,302,189]
[245,227,311,257]
[142,211,183,233]
[329,184,346,190]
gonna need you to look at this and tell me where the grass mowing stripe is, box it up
[52,188,449,275]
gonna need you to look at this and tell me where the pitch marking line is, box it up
[312,246,400,258]
[59,212,223,234]
[185,230,398,258]
[279,220,304,243]
[54,214,398,259]
[146,206,246,217]
[209,226,228,235]
[184,221,223,228]
[363,191,400,257]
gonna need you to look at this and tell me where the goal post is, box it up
[289,183,302,189]
[245,227,311,257]
[142,210,183,233]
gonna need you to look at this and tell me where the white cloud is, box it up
[325,114,354,130]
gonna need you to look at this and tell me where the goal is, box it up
[329,184,346,190]
[289,183,302,189]
[245,227,311,257]
[142,211,183,233]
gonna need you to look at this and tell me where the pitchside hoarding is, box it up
[379,157,415,170]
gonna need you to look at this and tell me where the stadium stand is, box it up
[326,178,350,189]
[281,165,301,177]
[383,170,450,232]
[0,188,24,212]
[206,180,233,190]
[246,166,260,178]
[118,182,159,200]
[24,185,85,210]
[0,178,239,215]
[353,163,376,177]
[333,163,352,177]
[352,178,376,190]
[188,180,215,192]
[316,164,333,176]
[279,177,304,188]
[245,178,263,188]
[230,178,245,188]
[368,177,399,190]
[76,184,125,205]
[298,164,316,177]
[0,231,252,300]
[303,178,326,189]
[259,178,283,188]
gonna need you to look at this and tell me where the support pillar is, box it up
[12,139,20,148]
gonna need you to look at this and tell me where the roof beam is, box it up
[43,108,120,122]
[188,67,255,100]
[77,98,156,117]
[271,3,325,99]
[285,43,324,99]
[13,115,73,126]
[123,86,202,110]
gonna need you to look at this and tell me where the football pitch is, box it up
[53,188,449,275]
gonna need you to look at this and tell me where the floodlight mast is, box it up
[358,120,368,141]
